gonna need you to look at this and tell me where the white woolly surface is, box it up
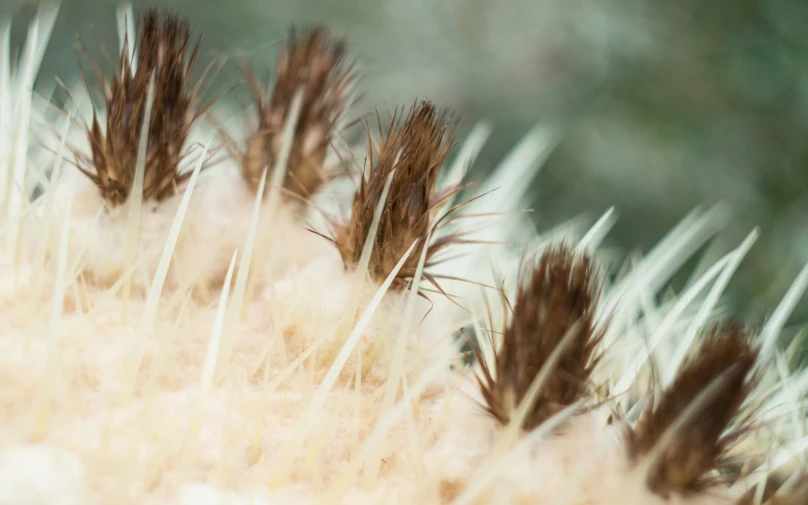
[35,163,332,304]
[0,191,757,505]
[0,444,95,505]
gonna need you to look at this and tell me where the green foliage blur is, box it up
[6,0,808,326]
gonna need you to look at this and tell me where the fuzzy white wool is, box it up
[1,173,791,505]
[0,445,94,505]
[177,483,273,505]
[38,159,331,303]
[2,142,792,505]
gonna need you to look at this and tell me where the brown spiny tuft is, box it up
[628,321,760,495]
[472,243,605,431]
[332,100,459,291]
[76,9,208,207]
[242,26,355,198]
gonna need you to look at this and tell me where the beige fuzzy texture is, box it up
[41,165,329,303]
[0,170,754,505]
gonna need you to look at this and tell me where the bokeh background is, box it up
[5,0,808,323]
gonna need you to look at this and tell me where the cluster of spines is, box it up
[467,242,807,501]
[628,320,760,494]
[739,474,808,505]
[470,243,605,430]
[328,101,468,294]
[240,26,355,200]
[70,8,471,297]
[53,7,808,504]
[74,10,212,206]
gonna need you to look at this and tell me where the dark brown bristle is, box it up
[629,321,760,495]
[76,9,207,207]
[474,243,605,431]
[332,100,456,290]
[242,26,354,199]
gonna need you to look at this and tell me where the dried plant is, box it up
[75,9,211,207]
[241,26,355,199]
[471,243,605,431]
[329,100,466,293]
[628,321,760,495]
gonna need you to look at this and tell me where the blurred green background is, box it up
[5,0,808,324]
